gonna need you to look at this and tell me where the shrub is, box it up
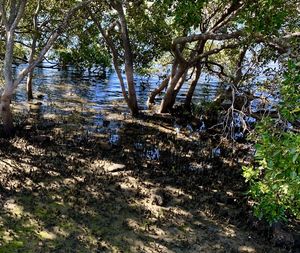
[243,61,300,224]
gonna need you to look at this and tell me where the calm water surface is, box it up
[12,64,220,113]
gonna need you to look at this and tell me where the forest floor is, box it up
[0,100,299,253]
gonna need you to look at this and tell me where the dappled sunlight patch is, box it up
[47,170,61,177]
[52,226,69,237]
[37,230,57,240]
[218,224,237,238]
[105,162,126,173]
[0,159,18,172]
[124,218,141,233]
[0,230,15,243]
[168,207,193,220]
[237,245,256,253]
[4,199,24,218]
[63,177,77,186]
[123,237,152,253]
[10,138,46,156]
[0,198,73,251]
[91,159,126,174]
[164,186,193,206]
[119,176,140,191]
[143,242,175,253]
[1,97,291,253]
[90,159,110,171]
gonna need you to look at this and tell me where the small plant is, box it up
[243,61,300,224]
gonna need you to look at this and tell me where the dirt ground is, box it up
[0,103,298,253]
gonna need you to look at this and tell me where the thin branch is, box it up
[190,43,240,66]
[204,60,229,78]
[10,0,27,32]
[173,30,243,46]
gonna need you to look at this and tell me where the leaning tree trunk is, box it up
[159,64,186,113]
[184,38,206,110]
[169,68,189,109]
[184,65,202,110]
[147,58,181,109]
[0,0,91,135]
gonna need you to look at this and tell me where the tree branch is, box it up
[173,30,243,46]
[190,43,240,66]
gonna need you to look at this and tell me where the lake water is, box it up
[12,63,220,114]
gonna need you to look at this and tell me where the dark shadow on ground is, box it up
[0,107,295,253]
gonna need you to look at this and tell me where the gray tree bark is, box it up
[0,0,27,136]
[113,1,139,115]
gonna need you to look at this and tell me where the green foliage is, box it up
[243,61,300,224]
[172,0,206,29]
[69,41,111,70]
[126,0,174,70]
[241,0,289,35]
[56,49,73,68]
[279,61,300,122]
[54,21,111,71]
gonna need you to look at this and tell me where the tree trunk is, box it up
[114,2,139,116]
[147,75,170,108]
[159,65,186,113]
[0,94,14,136]
[184,65,202,110]
[0,0,26,135]
[26,70,34,100]
[168,69,188,110]
[2,28,15,135]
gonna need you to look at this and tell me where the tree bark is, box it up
[91,3,139,116]
[26,34,37,100]
[2,29,17,135]
[0,0,27,135]
[184,65,202,110]
[113,1,139,116]
[0,94,14,136]
[168,69,188,110]
[159,65,186,113]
